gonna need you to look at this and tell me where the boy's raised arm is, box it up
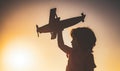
[57,31,72,54]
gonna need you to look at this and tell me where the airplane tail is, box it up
[36,24,39,37]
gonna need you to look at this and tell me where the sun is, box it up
[1,37,44,71]
[8,50,30,68]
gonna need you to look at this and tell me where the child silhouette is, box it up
[57,27,96,71]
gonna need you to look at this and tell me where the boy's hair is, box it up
[71,27,96,51]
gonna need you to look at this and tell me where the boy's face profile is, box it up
[71,37,79,49]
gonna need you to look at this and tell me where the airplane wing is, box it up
[49,8,57,24]
[49,8,59,39]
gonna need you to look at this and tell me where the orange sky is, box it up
[0,1,120,71]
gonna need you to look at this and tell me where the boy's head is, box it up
[71,27,96,51]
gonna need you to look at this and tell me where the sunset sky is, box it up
[0,0,120,71]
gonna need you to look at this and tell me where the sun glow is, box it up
[6,50,30,68]
[1,37,44,71]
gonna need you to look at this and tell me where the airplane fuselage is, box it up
[37,16,84,33]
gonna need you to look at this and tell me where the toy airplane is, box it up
[36,8,86,39]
